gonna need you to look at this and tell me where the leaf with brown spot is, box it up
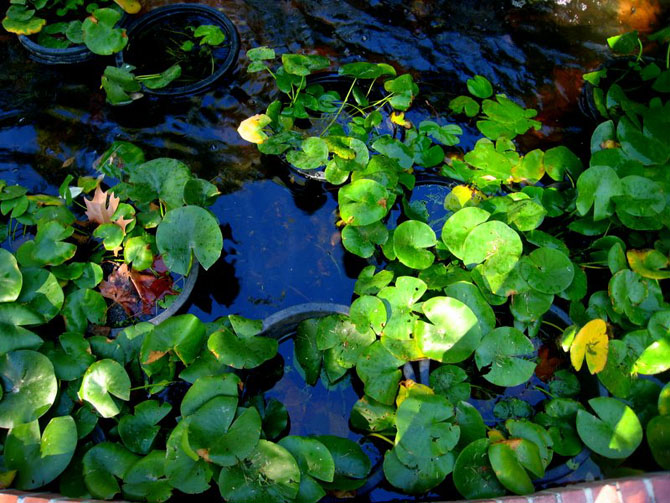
[144,350,167,365]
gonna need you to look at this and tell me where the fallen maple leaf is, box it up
[84,186,120,225]
[114,214,134,233]
[99,263,142,316]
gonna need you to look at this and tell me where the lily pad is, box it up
[165,420,213,494]
[119,400,172,455]
[338,179,390,226]
[475,327,536,387]
[0,249,21,303]
[140,315,206,376]
[453,438,506,499]
[0,350,57,428]
[122,450,173,502]
[647,415,670,469]
[415,296,481,363]
[441,207,491,260]
[218,440,301,503]
[393,220,437,270]
[82,8,127,55]
[83,442,139,500]
[576,397,643,459]
[156,206,223,274]
[519,247,575,294]
[356,341,405,405]
[5,416,77,489]
[488,440,536,495]
[79,359,131,418]
[208,326,278,369]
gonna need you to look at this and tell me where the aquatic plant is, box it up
[102,23,228,105]
[0,24,669,503]
[2,0,140,54]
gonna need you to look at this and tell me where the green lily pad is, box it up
[467,75,493,98]
[165,419,213,494]
[119,400,172,455]
[140,315,206,376]
[444,281,496,337]
[350,295,387,335]
[350,395,396,433]
[519,247,574,294]
[45,332,95,381]
[16,222,76,267]
[218,440,300,503]
[316,435,370,491]
[453,438,506,499]
[13,267,64,323]
[79,359,131,418]
[61,288,107,333]
[208,325,278,369]
[338,179,390,226]
[393,220,437,270]
[356,341,405,405]
[441,207,491,260]
[181,374,238,416]
[82,8,127,56]
[294,319,322,386]
[475,327,536,387]
[5,416,77,489]
[488,440,536,495]
[122,450,173,502]
[83,442,139,500]
[0,350,57,428]
[576,397,643,459]
[0,249,21,303]
[576,166,622,221]
[341,221,388,258]
[394,393,459,476]
[415,296,481,363]
[462,220,522,265]
[156,206,223,274]
[430,365,471,404]
[194,24,225,45]
[647,415,670,469]
[286,137,329,171]
[129,157,191,209]
[278,436,335,482]
[377,276,427,341]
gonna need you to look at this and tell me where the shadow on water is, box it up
[1,1,670,499]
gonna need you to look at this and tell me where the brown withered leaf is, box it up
[99,263,142,316]
[84,186,120,225]
[130,269,178,315]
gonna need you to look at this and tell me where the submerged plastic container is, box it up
[18,35,96,65]
[116,4,240,98]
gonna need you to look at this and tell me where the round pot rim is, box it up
[115,3,240,98]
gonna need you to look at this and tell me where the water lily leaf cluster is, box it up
[2,1,133,54]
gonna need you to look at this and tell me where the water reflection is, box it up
[0,0,668,319]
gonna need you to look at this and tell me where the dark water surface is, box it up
[1,1,669,500]
[1,0,668,319]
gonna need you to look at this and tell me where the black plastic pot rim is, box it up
[115,3,240,98]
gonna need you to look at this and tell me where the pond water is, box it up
[2,0,667,320]
[1,0,668,500]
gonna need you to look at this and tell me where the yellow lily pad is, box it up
[113,0,142,14]
[570,319,609,374]
[627,249,670,280]
[2,16,46,35]
[237,114,271,144]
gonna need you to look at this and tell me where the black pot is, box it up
[17,35,96,65]
[115,4,240,98]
